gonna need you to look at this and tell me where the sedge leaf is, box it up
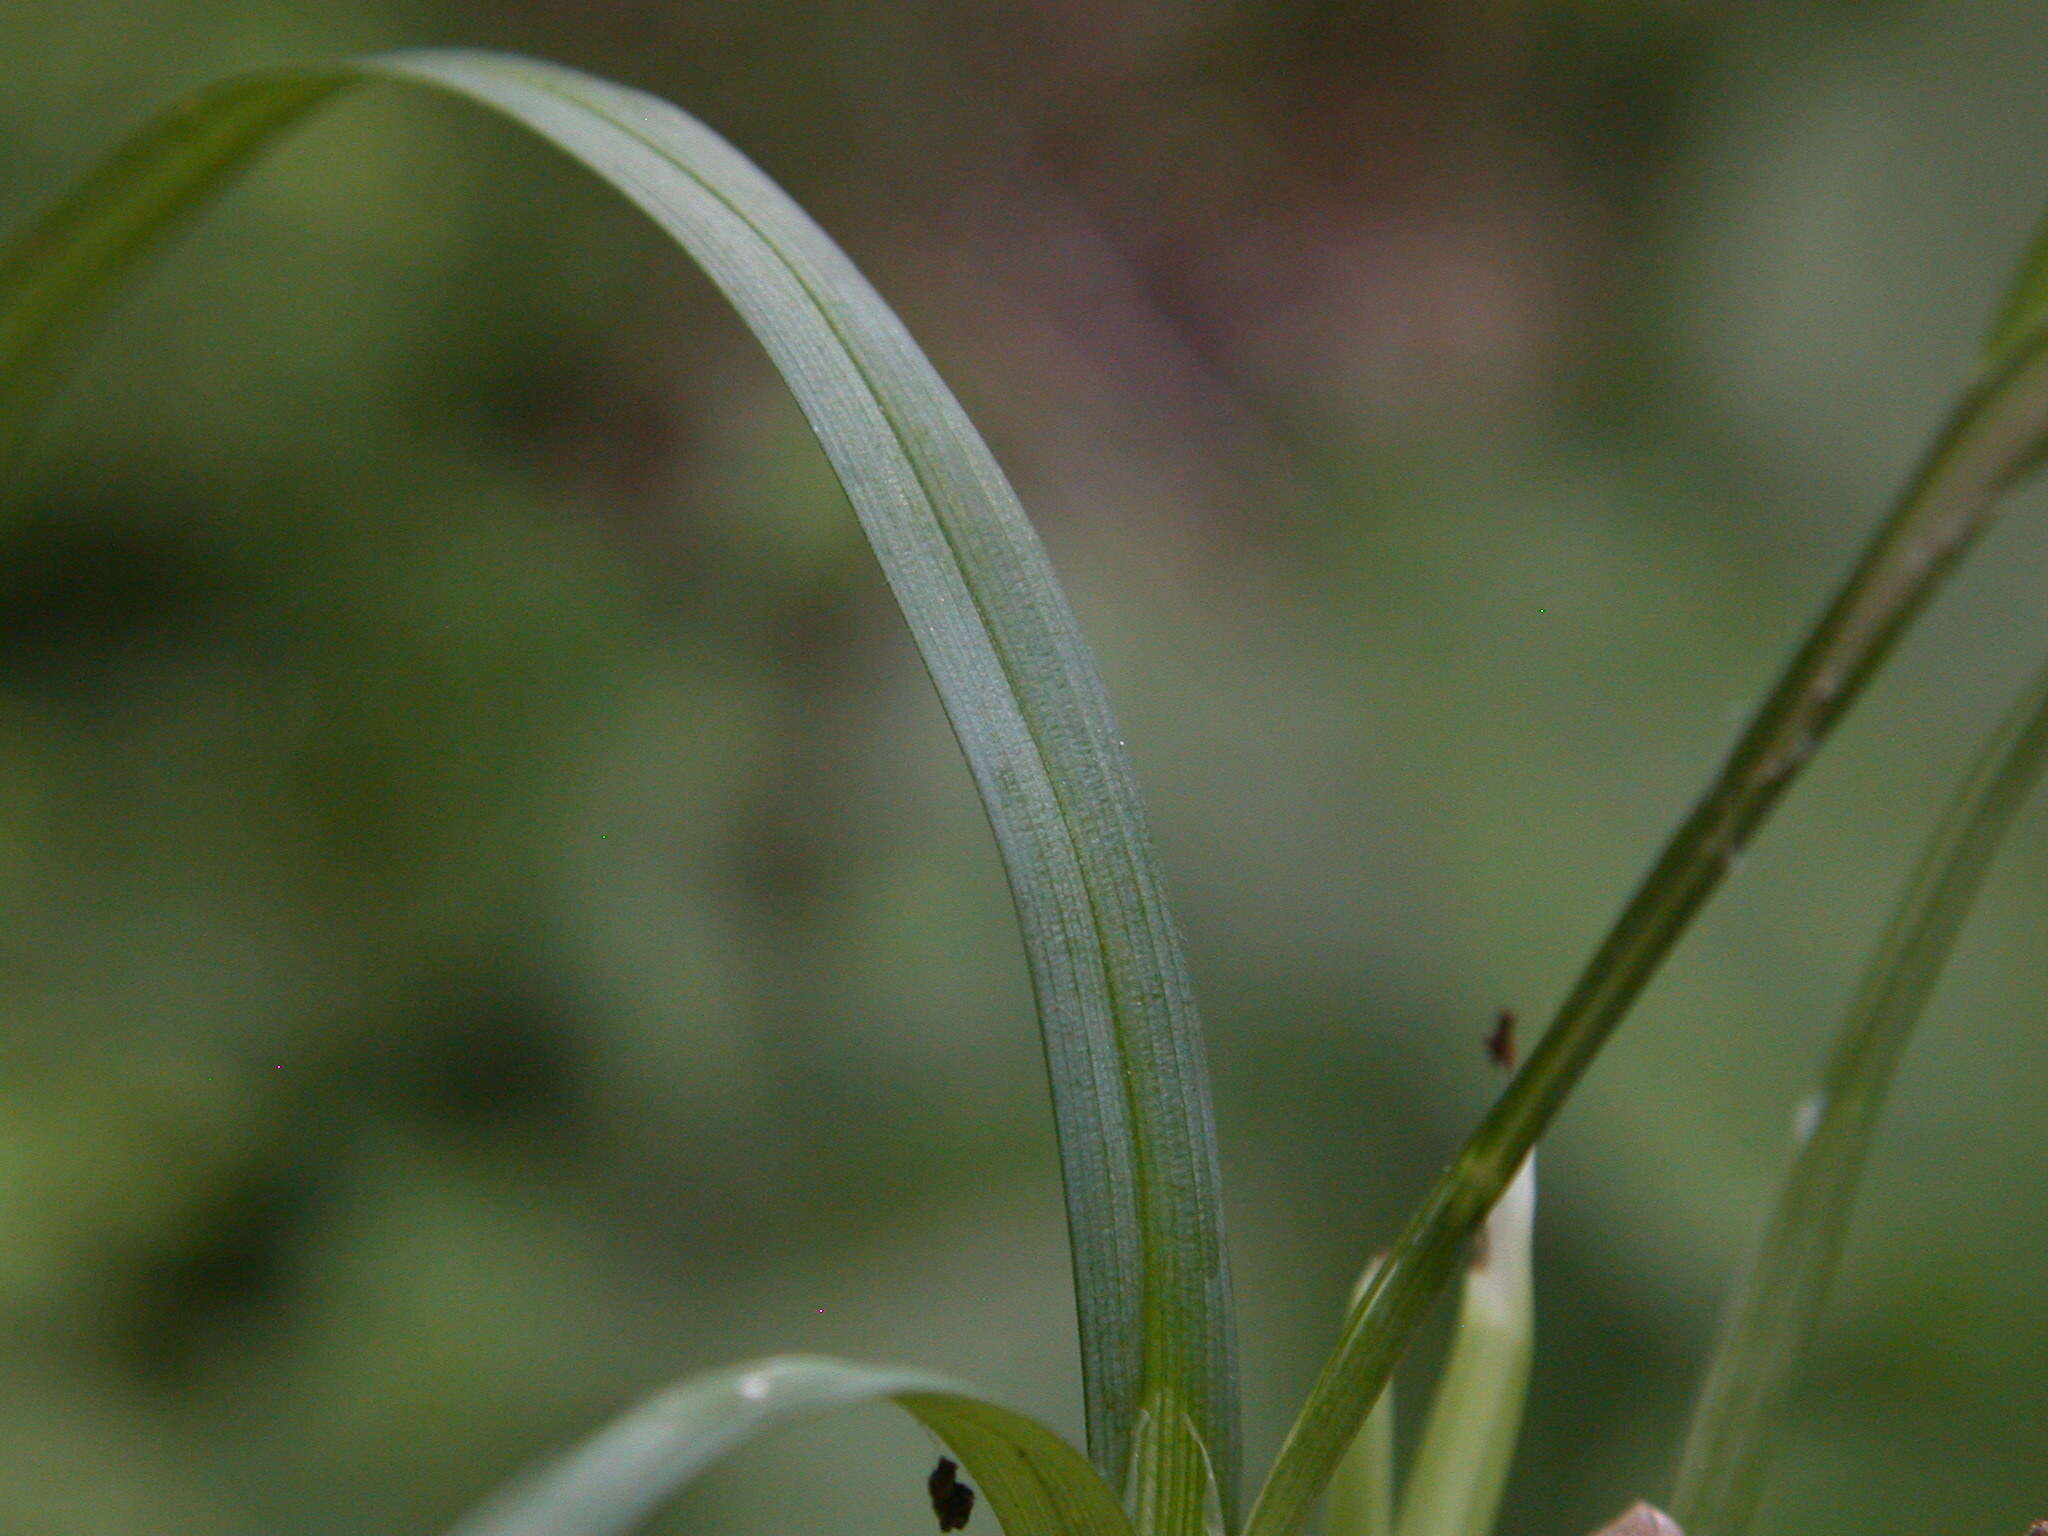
[446,1355,1131,1536]
[1669,651,2048,1536]
[0,49,1238,1531]
[1245,250,2048,1536]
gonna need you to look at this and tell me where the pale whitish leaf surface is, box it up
[1394,1155,1534,1536]
[447,1355,1131,1536]
[1670,653,2048,1536]
[0,48,1237,1535]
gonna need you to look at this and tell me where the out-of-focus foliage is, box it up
[0,4,2044,1536]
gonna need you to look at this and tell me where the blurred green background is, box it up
[2,2,2045,1534]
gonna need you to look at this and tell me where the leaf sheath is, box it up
[1394,1155,1535,1536]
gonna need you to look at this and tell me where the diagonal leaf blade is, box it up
[1245,243,2048,1536]
[1323,1259,1396,1536]
[446,1354,1132,1536]
[0,50,1238,1532]
[1669,651,2048,1536]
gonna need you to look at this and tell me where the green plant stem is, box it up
[1324,1260,1397,1536]
[1245,324,2048,1536]
[1394,1154,1534,1536]
[1670,649,2048,1536]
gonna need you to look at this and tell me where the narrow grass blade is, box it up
[1245,250,2048,1536]
[1323,1260,1396,1536]
[0,50,1238,1530]
[1669,652,2048,1536]
[445,1354,1132,1536]
[1394,1154,1534,1536]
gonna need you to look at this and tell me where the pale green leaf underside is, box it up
[0,48,1237,1532]
[447,1355,1131,1536]
[1670,651,2048,1536]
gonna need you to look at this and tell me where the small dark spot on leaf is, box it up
[1486,1008,1518,1072]
[928,1456,975,1531]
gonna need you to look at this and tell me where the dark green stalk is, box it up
[1323,1259,1397,1536]
[1245,325,2048,1536]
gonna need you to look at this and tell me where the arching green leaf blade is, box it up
[1670,652,2048,1536]
[0,49,1238,1533]
[446,1355,1132,1536]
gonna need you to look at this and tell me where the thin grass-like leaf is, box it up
[1245,243,2048,1536]
[1669,652,2048,1536]
[445,1355,1131,1536]
[0,50,1237,1533]
[1394,1154,1534,1536]
[1323,1261,1396,1536]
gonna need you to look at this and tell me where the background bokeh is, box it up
[1,3,2045,1534]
